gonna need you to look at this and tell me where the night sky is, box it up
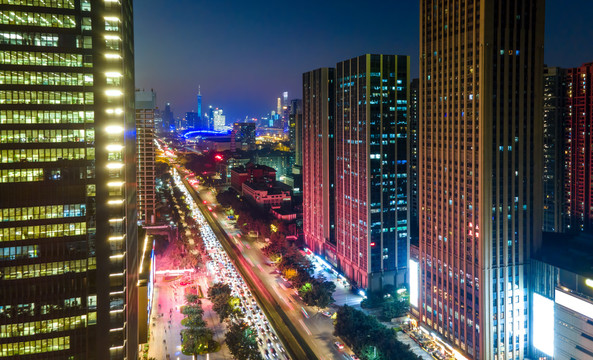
[134,0,593,122]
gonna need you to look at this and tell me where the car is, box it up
[321,311,332,317]
[270,348,277,358]
[334,342,344,351]
[257,337,264,346]
[267,339,273,347]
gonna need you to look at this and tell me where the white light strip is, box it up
[104,16,120,21]
[110,346,124,350]
[106,89,123,96]
[533,293,554,356]
[110,254,125,259]
[105,53,121,59]
[409,259,419,308]
[105,125,123,133]
[139,235,149,274]
[110,273,124,277]
[110,327,124,332]
[110,291,124,295]
[107,181,124,187]
[107,144,123,151]
[107,199,124,205]
[105,72,122,77]
[104,35,120,40]
[586,279,593,288]
[106,163,124,169]
[555,289,593,319]
[109,236,124,241]
[110,309,124,313]
[109,218,124,223]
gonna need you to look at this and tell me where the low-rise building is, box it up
[531,232,593,360]
[242,181,291,210]
[230,163,276,192]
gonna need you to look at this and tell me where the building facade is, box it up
[335,54,409,291]
[531,232,593,360]
[542,66,566,232]
[302,68,336,261]
[232,122,256,151]
[417,1,544,359]
[0,0,138,359]
[563,62,593,232]
[136,90,156,224]
[408,78,420,247]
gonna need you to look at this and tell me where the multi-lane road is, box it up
[171,161,363,360]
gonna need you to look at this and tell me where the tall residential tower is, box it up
[417,1,544,359]
[0,0,138,358]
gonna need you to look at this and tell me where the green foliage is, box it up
[208,283,240,322]
[225,321,264,360]
[207,283,232,299]
[334,305,421,360]
[380,299,409,321]
[298,278,336,309]
[181,288,219,356]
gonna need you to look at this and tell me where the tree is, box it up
[207,283,232,299]
[380,300,408,321]
[299,278,336,309]
[181,290,220,356]
[225,321,263,360]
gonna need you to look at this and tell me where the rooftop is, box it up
[535,231,593,278]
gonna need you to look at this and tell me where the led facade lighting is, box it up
[105,125,123,133]
[106,89,123,96]
[107,145,123,151]
[555,289,593,319]
[533,293,554,356]
[409,259,419,308]
[106,163,124,169]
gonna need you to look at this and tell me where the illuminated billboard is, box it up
[555,289,593,319]
[533,293,554,356]
[409,259,419,308]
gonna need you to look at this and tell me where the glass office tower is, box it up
[334,54,410,291]
[0,0,137,359]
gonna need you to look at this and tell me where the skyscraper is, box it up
[542,66,566,232]
[197,85,202,125]
[335,54,409,291]
[408,78,420,247]
[212,108,225,131]
[563,62,593,232]
[163,102,174,131]
[0,0,138,359]
[136,90,157,224]
[288,99,303,164]
[303,68,336,264]
[417,1,544,359]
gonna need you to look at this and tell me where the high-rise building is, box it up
[542,66,566,232]
[563,62,593,232]
[335,54,409,291]
[197,85,202,125]
[277,97,282,117]
[163,102,174,131]
[302,68,336,264]
[232,122,256,151]
[185,111,199,130]
[0,1,138,359]
[289,99,303,165]
[417,1,544,359]
[212,108,225,131]
[408,78,420,247]
[136,90,157,224]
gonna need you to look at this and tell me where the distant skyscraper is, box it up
[164,102,175,131]
[277,97,282,117]
[136,90,157,224]
[208,105,214,130]
[233,122,256,151]
[335,54,409,291]
[418,1,544,359]
[542,66,566,232]
[289,99,303,166]
[303,69,336,265]
[197,85,202,125]
[0,1,138,359]
[185,112,200,130]
[213,108,226,131]
[564,62,593,232]
[408,78,420,247]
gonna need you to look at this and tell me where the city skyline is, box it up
[134,0,593,121]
